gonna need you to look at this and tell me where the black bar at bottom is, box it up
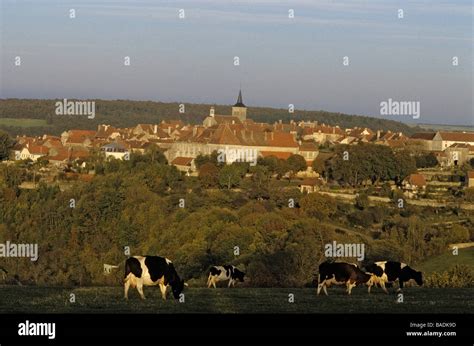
[0,313,471,345]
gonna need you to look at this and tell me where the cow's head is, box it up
[414,271,423,286]
[171,279,185,299]
[234,269,245,282]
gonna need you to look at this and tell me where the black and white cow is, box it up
[207,265,245,288]
[317,261,375,295]
[364,261,423,294]
[124,256,186,300]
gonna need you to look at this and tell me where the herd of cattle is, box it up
[317,261,423,295]
[121,255,423,300]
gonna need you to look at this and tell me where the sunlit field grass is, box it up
[419,247,474,274]
[0,118,48,127]
[0,286,472,314]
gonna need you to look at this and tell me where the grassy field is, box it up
[0,117,48,127]
[418,247,474,274]
[0,286,472,314]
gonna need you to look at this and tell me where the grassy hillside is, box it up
[0,98,423,137]
[418,247,474,274]
[0,286,472,313]
[0,117,49,127]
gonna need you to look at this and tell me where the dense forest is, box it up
[0,98,423,137]
[0,147,472,287]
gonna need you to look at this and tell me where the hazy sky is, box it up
[1,0,472,125]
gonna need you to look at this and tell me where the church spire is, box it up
[234,89,245,107]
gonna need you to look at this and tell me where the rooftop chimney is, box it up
[154,125,158,134]
[210,107,215,117]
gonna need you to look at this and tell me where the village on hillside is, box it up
[3,91,474,201]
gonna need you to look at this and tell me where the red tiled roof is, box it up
[28,145,49,155]
[299,142,318,151]
[209,125,241,145]
[407,173,426,187]
[171,157,193,166]
[213,115,242,125]
[67,134,92,144]
[438,132,474,142]
[266,131,298,148]
[69,130,96,137]
[410,132,436,140]
[260,151,293,160]
[70,149,89,159]
[299,178,323,186]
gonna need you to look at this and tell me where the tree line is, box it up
[0,98,423,137]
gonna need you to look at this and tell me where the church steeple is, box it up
[232,88,247,121]
[234,89,245,107]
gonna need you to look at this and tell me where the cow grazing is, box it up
[317,261,375,295]
[124,256,185,300]
[364,261,423,294]
[207,265,245,288]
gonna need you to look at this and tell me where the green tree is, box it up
[393,150,417,185]
[415,152,438,168]
[198,162,219,188]
[299,193,336,220]
[287,154,307,173]
[355,192,370,210]
[218,164,244,189]
[195,151,221,169]
[0,131,14,161]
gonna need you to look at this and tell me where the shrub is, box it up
[300,193,337,220]
[347,210,373,228]
[424,265,474,288]
[446,225,470,243]
[464,188,474,202]
[355,192,370,210]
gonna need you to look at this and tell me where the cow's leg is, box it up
[212,278,217,289]
[207,274,213,288]
[323,284,328,296]
[227,279,234,288]
[347,281,356,295]
[159,283,167,300]
[317,279,324,295]
[380,281,388,294]
[124,279,131,300]
[397,280,404,292]
[136,281,146,300]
